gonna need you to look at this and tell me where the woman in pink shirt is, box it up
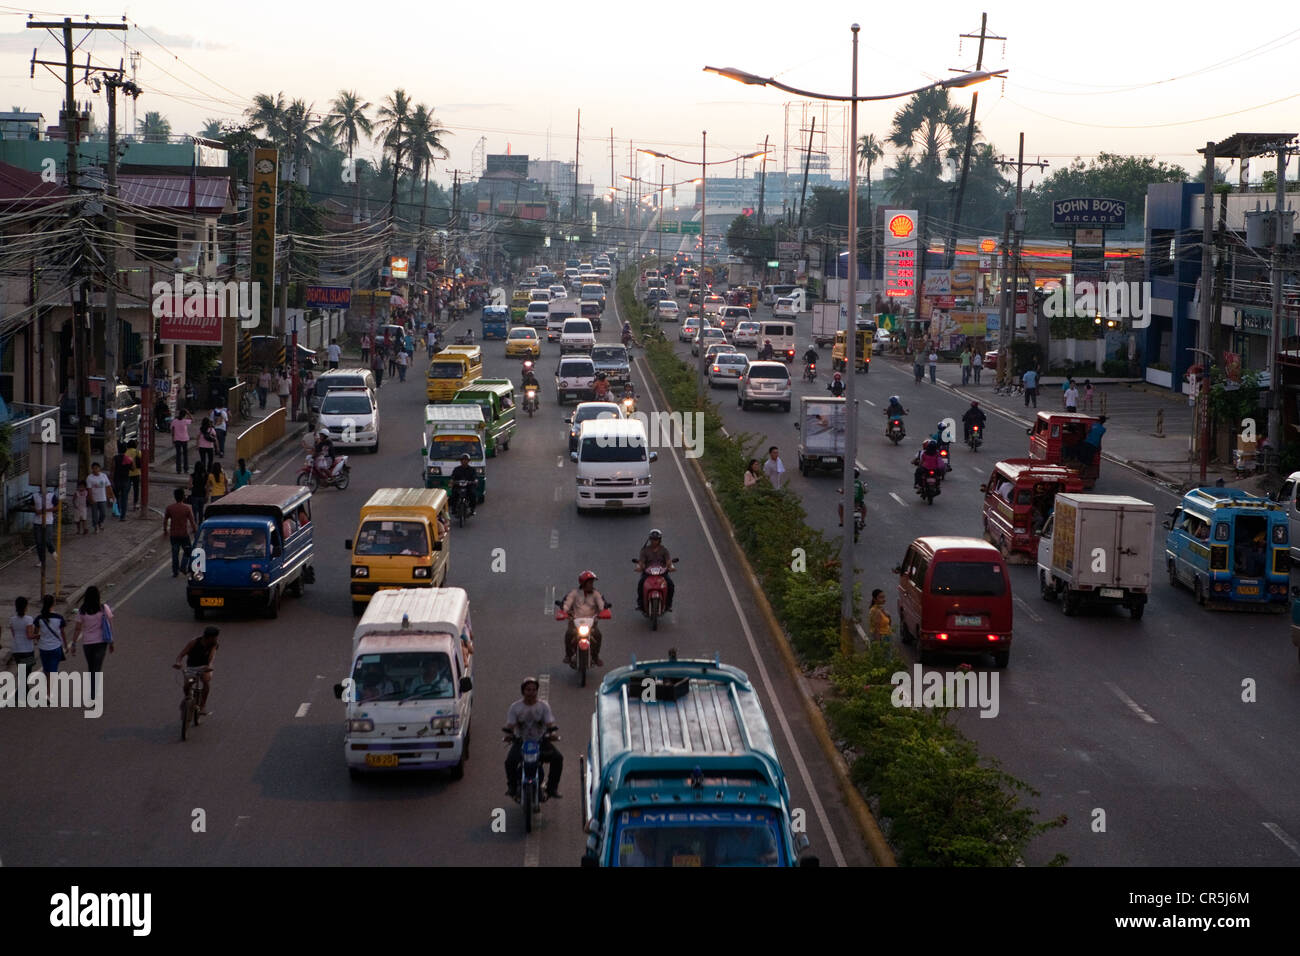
[70,585,114,699]
[171,409,192,474]
[197,416,216,472]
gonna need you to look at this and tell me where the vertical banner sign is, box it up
[250,148,279,332]
[884,210,918,299]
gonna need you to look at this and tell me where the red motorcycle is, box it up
[296,453,350,492]
[554,601,612,687]
[634,557,678,631]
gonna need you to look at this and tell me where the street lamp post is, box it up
[708,36,1003,653]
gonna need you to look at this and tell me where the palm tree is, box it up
[326,90,373,222]
[405,104,452,278]
[198,117,224,140]
[887,89,971,210]
[281,98,326,181]
[138,111,171,143]
[375,88,411,224]
[245,92,288,147]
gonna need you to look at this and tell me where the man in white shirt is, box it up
[396,348,409,382]
[763,445,787,488]
[503,677,562,800]
[31,485,57,569]
[1063,380,1079,412]
[327,339,342,370]
[85,462,113,533]
[212,405,228,458]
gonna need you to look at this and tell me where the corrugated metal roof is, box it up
[115,175,231,211]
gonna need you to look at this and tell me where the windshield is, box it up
[748,366,789,380]
[716,355,748,367]
[320,394,373,415]
[559,363,594,377]
[428,435,482,461]
[355,520,429,556]
[930,561,1007,596]
[428,362,466,379]
[508,330,535,340]
[351,651,455,702]
[197,525,267,560]
[563,321,591,334]
[591,347,627,363]
[574,406,620,427]
[317,377,364,396]
[612,809,784,867]
[580,433,647,462]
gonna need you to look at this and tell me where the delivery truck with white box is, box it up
[1036,492,1155,619]
[793,395,847,476]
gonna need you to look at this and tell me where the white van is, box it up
[758,320,798,363]
[773,289,808,317]
[560,318,596,354]
[571,418,658,514]
[762,283,797,305]
[335,587,475,779]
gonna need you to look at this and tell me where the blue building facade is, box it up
[1144,182,1205,388]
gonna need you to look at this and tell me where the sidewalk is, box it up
[0,394,308,663]
[882,354,1266,494]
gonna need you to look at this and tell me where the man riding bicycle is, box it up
[173,626,219,716]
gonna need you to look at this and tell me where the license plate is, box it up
[822,457,839,463]
[604,500,623,508]
[955,615,981,626]
[1237,586,1259,595]
[365,753,399,768]
[1100,588,1124,599]
[199,597,224,607]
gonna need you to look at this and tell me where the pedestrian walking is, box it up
[69,586,114,700]
[960,347,972,386]
[163,487,197,578]
[327,338,342,370]
[972,349,983,384]
[371,352,385,388]
[85,461,113,532]
[277,369,291,409]
[1022,366,1039,408]
[125,440,142,509]
[763,445,787,489]
[9,596,37,670]
[868,589,893,642]
[111,446,133,522]
[171,408,192,473]
[396,348,409,383]
[1064,379,1079,413]
[33,595,67,674]
[387,341,398,378]
[1061,377,1072,408]
[257,369,271,409]
[189,460,209,526]
[913,350,924,385]
[233,458,253,490]
[197,416,216,472]
[206,461,228,504]
[928,349,939,384]
[1083,379,1095,412]
[73,479,88,535]
[212,404,228,458]
[31,482,58,567]
[360,333,371,364]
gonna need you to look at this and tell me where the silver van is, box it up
[312,367,377,416]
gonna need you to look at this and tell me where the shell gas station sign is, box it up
[884,210,918,299]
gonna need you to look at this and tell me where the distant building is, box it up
[485,153,529,178]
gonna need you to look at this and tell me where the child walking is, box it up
[74,478,89,534]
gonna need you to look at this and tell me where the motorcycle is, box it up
[451,479,475,527]
[635,557,678,631]
[296,454,350,492]
[523,385,538,417]
[886,417,906,445]
[503,729,559,834]
[916,468,941,505]
[854,505,866,543]
[520,360,537,390]
[803,361,818,383]
[621,394,637,416]
[967,423,983,451]
[554,601,612,687]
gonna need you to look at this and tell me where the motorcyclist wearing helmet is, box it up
[561,570,608,667]
[503,676,561,801]
[313,429,334,474]
[838,467,867,527]
[914,439,944,489]
[449,454,478,516]
[961,401,987,442]
[828,371,846,397]
[803,345,819,368]
[758,339,775,361]
[635,529,675,614]
[593,372,610,402]
[884,395,908,418]
[521,361,540,390]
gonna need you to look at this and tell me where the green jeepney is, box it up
[452,379,517,457]
[422,404,487,502]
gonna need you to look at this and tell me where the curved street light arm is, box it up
[702,66,1006,102]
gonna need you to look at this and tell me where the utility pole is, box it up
[101,72,140,465]
[757,134,769,229]
[946,13,1004,267]
[796,117,816,237]
[994,133,1048,383]
[572,109,581,227]
[1267,144,1293,460]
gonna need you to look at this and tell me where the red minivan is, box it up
[893,536,1014,668]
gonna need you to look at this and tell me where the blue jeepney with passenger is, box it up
[1164,487,1288,611]
[481,305,508,340]
[187,484,315,619]
[579,655,817,867]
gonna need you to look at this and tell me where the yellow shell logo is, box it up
[888,215,915,238]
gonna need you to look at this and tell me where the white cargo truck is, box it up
[811,303,842,348]
[793,395,847,476]
[1036,493,1155,619]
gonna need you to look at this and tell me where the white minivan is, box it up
[758,320,798,363]
[335,587,475,780]
[318,386,380,452]
[571,418,657,514]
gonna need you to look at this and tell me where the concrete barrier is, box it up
[235,407,285,463]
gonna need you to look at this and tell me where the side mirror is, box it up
[344,539,353,550]
[649,451,658,463]
[793,421,801,430]
[979,485,987,494]
[332,683,344,700]
[569,451,578,463]
[598,607,612,619]
[1026,427,1033,436]
[459,675,473,694]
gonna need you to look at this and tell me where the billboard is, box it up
[249,148,279,330]
[1052,198,1126,227]
[304,285,353,309]
[884,209,918,299]
[159,307,223,346]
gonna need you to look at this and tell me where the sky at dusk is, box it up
[2,0,1298,191]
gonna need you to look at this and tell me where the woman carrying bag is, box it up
[33,594,68,674]
[70,586,114,698]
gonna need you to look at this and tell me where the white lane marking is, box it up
[644,372,848,868]
[971,465,984,473]
[1013,594,1043,623]
[1263,823,1300,859]
[295,702,310,718]
[111,558,168,611]
[544,585,556,615]
[889,492,907,507]
[553,484,561,502]
[549,529,559,549]
[523,674,553,869]
[556,455,565,468]
[1104,681,1157,724]
[862,398,876,407]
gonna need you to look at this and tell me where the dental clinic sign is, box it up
[1052,198,1126,228]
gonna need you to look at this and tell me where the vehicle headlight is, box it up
[348,718,374,733]
[429,715,460,733]
[474,466,485,476]
[635,477,651,486]
[190,570,204,582]
[576,477,594,486]
[352,566,369,578]
[413,567,431,579]
[577,623,591,637]
[250,570,264,583]
[429,466,442,476]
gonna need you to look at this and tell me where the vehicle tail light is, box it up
[987,634,1000,642]
[935,632,949,642]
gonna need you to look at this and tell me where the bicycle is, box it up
[238,387,254,419]
[993,379,1024,397]
[177,665,211,741]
